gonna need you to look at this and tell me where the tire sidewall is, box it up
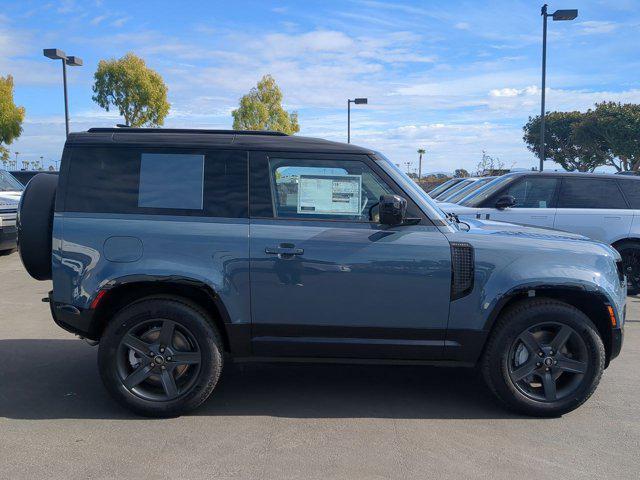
[98,298,223,417]
[485,301,604,416]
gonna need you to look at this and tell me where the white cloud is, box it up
[577,21,618,35]
[455,22,470,30]
[111,16,131,28]
[90,14,109,25]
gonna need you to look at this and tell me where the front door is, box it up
[248,152,452,359]
[479,175,558,228]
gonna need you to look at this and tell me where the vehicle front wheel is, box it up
[98,296,223,417]
[615,240,640,295]
[482,298,605,417]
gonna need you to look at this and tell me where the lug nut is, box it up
[160,347,165,353]
[536,362,541,367]
[150,363,155,367]
[545,367,550,371]
[549,350,554,355]
[538,352,544,357]
[161,365,166,370]
[167,356,172,361]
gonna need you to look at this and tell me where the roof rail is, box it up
[86,127,288,136]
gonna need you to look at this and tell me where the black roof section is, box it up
[69,128,373,154]
[503,170,640,181]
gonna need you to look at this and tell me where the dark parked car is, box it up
[18,128,625,417]
[10,170,57,186]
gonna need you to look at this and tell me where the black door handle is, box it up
[265,244,304,256]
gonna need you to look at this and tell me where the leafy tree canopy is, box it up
[0,75,25,162]
[92,53,170,127]
[574,102,640,172]
[523,111,608,172]
[454,168,469,178]
[232,75,300,134]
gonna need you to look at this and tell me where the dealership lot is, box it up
[0,250,638,480]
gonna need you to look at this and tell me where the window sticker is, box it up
[297,174,361,215]
[539,200,547,208]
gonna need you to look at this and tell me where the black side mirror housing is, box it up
[495,195,516,210]
[379,194,407,225]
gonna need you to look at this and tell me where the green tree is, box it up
[574,102,640,172]
[0,75,25,163]
[232,75,299,134]
[92,53,170,127]
[523,112,607,172]
[454,168,469,178]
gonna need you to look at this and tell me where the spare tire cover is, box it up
[17,173,58,280]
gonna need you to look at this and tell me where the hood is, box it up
[460,216,589,242]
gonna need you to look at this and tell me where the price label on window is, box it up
[297,174,362,215]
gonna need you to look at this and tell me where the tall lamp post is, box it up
[347,98,368,143]
[539,5,577,171]
[417,148,426,182]
[43,49,83,138]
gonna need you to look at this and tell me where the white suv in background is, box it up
[442,171,640,293]
[0,170,23,253]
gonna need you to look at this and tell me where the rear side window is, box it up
[65,147,247,217]
[138,153,204,210]
[501,177,558,208]
[618,180,640,209]
[558,178,627,209]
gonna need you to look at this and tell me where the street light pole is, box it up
[539,4,548,172]
[347,98,368,143]
[538,5,578,171]
[43,49,83,138]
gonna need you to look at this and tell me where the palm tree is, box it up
[417,148,426,181]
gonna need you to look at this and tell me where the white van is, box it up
[0,170,23,253]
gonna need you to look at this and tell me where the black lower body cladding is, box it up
[18,173,58,280]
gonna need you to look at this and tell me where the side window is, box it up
[618,180,640,209]
[267,158,396,221]
[138,153,204,210]
[65,147,247,217]
[558,178,627,209]
[500,177,558,208]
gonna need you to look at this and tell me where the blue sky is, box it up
[1,0,639,173]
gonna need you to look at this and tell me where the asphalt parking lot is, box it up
[0,250,639,480]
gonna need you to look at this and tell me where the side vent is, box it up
[450,242,474,300]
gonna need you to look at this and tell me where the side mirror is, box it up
[495,195,516,210]
[379,194,407,225]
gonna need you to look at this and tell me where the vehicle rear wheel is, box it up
[482,298,605,417]
[98,296,223,417]
[615,241,640,295]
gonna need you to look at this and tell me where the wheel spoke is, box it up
[518,331,542,355]
[160,368,179,399]
[541,371,557,401]
[158,320,176,347]
[556,355,587,374]
[511,360,538,382]
[551,325,573,352]
[122,334,152,356]
[171,351,201,365]
[123,365,153,389]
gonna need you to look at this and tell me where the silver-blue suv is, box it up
[18,128,626,417]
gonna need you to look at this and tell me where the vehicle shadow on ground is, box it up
[0,339,524,420]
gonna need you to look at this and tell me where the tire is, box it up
[98,296,223,417]
[614,240,640,295]
[482,298,605,417]
[17,173,58,280]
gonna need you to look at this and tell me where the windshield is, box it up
[373,153,451,224]
[435,178,473,200]
[427,178,460,197]
[0,170,24,192]
[445,177,494,203]
[460,174,518,206]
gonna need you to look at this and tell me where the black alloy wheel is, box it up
[117,319,202,402]
[508,322,588,403]
[98,297,223,417]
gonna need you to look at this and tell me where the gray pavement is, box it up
[0,250,639,480]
